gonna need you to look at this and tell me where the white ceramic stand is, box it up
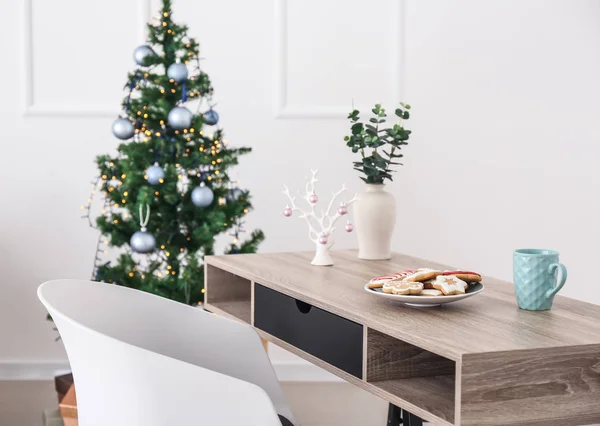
[311,243,334,266]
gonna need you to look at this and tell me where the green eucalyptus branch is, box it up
[344,102,412,184]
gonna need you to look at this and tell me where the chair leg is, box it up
[401,409,424,426]
[387,403,402,426]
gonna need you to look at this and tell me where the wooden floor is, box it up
[0,380,390,426]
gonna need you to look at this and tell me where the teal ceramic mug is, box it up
[513,249,567,310]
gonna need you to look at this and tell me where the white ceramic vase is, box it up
[353,184,396,260]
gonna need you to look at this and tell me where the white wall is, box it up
[1,0,599,370]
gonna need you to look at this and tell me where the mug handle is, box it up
[546,263,567,298]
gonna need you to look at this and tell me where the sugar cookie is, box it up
[442,270,482,282]
[420,289,443,297]
[432,275,467,296]
[392,281,424,295]
[403,268,443,282]
[368,274,397,289]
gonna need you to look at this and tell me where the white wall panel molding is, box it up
[21,0,151,117]
[273,0,405,119]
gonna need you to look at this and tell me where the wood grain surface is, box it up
[461,345,600,426]
[206,250,600,360]
[205,250,600,426]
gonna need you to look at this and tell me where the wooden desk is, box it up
[204,250,600,426]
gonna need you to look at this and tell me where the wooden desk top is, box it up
[206,250,600,361]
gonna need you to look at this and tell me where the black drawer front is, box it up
[254,284,363,378]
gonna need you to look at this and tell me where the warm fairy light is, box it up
[184,61,189,65]
[143,114,148,118]
[190,92,195,97]
[102,209,107,214]
[144,175,148,180]
[157,272,163,277]
[161,245,165,249]
[102,175,107,179]
[128,272,134,277]
[124,191,128,196]
[180,248,184,253]
[207,176,212,181]
[166,251,171,257]
[211,161,216,165]
[163,12,168,17]
[144,73,149,78]
[145,130,152,136]
[218,197,226,206]
[121,199,126,204]
[108,187,114,192]
[159,178,164,184]
[200,130,204,135]
[137,111,142,116]
[167,265,172,270]
[199,147,204,152]
[160,120,164,125]
[175,130,179,134]
[121,173,126,179]
[109,162,115,166]
[178,174,182,179]
[171,271,176,275]
[114,202,119,207]
[190,128,194,132]
[113,219,119,224]
[233,238,238,244]
[162,21,167,26]
[141,275,145,279]
[175,163,180,167]
[112,175,116,180]
[160,89,165,94]
[155,191,159,196]
[169,78,174,83]
[243,209,249,213]
[186,237,191,241]
[171,89,176,93]
[143,138,149,142]
[201,288,206,294]
[167,29,172,34]
[214,170,220,175]
[183,129,188,133]
[143,106,147,110]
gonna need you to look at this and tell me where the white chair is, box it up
[38,279,297,426]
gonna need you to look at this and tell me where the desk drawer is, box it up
[254,284,363,378]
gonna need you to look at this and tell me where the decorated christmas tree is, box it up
[82,0,263,305]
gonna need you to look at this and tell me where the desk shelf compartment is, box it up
[204,264,251,323]
[366,328,456,424]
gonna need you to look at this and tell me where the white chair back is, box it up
[38,279,296,426]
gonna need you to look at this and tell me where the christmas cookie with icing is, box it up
[403,268,443,282]
[381,270,414,293]
[392,281,424,295]
[442,270,482,282]
[432,275,467,296]
[368,274,398,289]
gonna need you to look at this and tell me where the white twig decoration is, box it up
[283,169,357,250]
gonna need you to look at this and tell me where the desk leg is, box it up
[386,404,424,426]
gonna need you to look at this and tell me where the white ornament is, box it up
[282,169,357,267]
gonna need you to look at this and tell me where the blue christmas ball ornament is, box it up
[203,109,219,126]
[130,231,156,253]
[133,45,155,67]
[191,185,214,207]
[147,162,165,185]
[168,106,193,130]
[167,63,188,83]
[112,118,135,140]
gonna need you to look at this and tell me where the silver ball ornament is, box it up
[130,231,156,253]
[168,106,193,130]
[191,185,214,207]
[167,63,188,83]
[203,109,219,126]
[147,163,165,185]
[226,188,244,201]
[133,45,155,66]
[112,118,135,140]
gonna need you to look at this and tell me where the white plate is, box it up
[364,282,484,307]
